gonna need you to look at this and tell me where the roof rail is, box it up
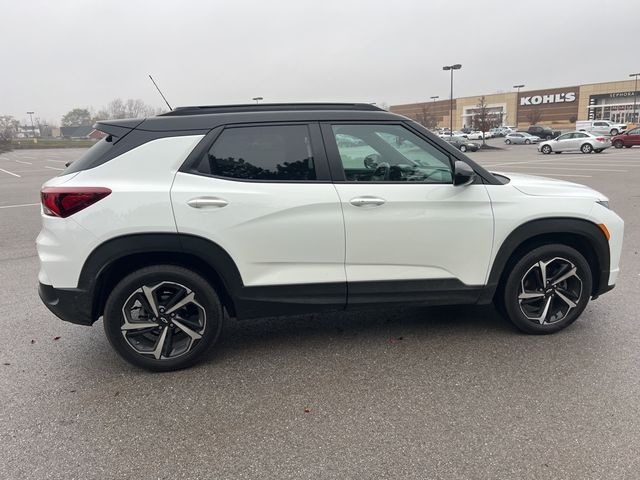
[159,103,383,116]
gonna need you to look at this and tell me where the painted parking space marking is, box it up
[44,166,64,171]
[0,167,21,177]
[0,202,40,209]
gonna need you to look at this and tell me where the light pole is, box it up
[442,64,462,137]
[26,111,36,140]
[252,96,263,104]
[513,84,525,128]
[430,95,439,103]
[630,73,640,125]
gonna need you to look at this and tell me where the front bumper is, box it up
[38,283,95,326]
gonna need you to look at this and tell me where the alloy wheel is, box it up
[120,281,206,360]
[518,257,582,325]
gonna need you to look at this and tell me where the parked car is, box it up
[538,131,611,154]
[466,131,483,140]
[504,132,540,144]
[611,127,640,148]
[489,127,503,137]
[37,102,623,371]
[527,125,561,140]
[446,137,480,152]
[576,120,627,136]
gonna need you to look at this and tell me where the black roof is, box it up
[97,104,404,133]
[161,103,383,116]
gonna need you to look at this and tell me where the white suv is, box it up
[576,120,627,136]
[37,103,624,371]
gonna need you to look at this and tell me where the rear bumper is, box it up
[38,282,94,326]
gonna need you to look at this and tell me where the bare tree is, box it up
[471,96,500,145]
[415,103,437,130]
[94,98,165,121]
[526,107,543,125]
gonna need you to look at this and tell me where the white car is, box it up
[538,131,612,154]
[466,131,483,140]
[37,103,624,371]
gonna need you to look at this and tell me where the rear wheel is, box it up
[103,265,223,371]
[505,139,512,145]
[502,244,592,334]
[610,129,619,136]
[581,143,593,154]
[613,140,624,148]
[541,145,552,154]
[525,139,531,145]
[460,145,467,152]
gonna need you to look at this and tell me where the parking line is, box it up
[490,166,627,172]
[44,166,64,171]
[0,202,39,209]
[0,167,21,177]
[46,159,68,163]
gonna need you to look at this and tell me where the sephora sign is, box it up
[520,92,576,106]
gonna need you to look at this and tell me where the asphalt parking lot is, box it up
[1,143,639,479]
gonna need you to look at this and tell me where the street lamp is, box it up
[630,73,640,125]
[252,97,263,104]
[26,111,35,138]
[442,64,462,136]
[513,84,525,128]
[430,95,439,102]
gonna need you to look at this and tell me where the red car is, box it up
[611,127,640,148]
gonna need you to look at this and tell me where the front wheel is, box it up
[502,244,592,334]
[505,139,512,144]
[460,145,467,152]
[103,265,223,371]
[581,143,593,154]
[613,140,624,149]
[525,139,531,145]
[541,145,552,154]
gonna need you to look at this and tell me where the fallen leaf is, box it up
[304,407,311,413]
[114,391,120,397]
[53,336,61,341]
[3,362,10,366]
[30,339,36,344]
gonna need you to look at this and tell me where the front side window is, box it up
[556,133,571,141]
[331,124,452,183]
[628,128,640,135]
[194,125,315,181]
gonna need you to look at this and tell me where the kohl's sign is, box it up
[520,92,576,106]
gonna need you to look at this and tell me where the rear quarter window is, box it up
[62,136,115,175]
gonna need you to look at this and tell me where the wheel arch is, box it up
[484,218,610,302]
[79,233,243,322]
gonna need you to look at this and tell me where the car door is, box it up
[553,133,574,151]
[627,127,640,146]
[321,122,494,305]
[593,121,608,136]
[171,123,346,296]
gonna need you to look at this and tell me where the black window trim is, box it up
[179,121,332,183]
[320,120,456,185]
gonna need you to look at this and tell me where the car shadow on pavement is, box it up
[209,304,518,364]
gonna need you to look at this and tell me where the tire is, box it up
[502,244,592,334]
[610,129,618,136]
[613,140,624,149]
[581,143,593,154]
[541,145,552,154]
[554,151,563,154]
[505,139,512,145]
[545,135,552,140]
[460,145,467,152]
[525,139,531,145]
[103,265,223,371]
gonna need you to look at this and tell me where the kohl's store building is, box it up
[390,78,640,131]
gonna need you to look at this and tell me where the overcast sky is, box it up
[2,0,638,125]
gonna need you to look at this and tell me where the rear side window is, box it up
[62,136,115,175]
[194,125,316,181]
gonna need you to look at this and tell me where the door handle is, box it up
[350,196,386,207]
[187,197,229,209]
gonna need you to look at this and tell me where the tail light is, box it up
[596,137,606,142]
[41,187,111,218]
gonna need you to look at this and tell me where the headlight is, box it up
[596,200,610,209]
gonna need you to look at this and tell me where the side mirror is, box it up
[453,160,476,186]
